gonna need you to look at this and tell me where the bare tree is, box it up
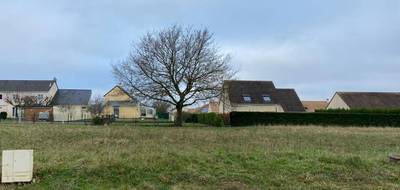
[152,101,171,113]
[5,94,52,122]
[113,25,234,126]
[87,96,105,117]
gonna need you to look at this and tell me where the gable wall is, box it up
[327,93,350,109]
[104,87,132,102]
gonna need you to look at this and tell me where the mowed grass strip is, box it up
[0,124,400,189]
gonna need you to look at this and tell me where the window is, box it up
[37,94,44,100]
[262,95,272,103]
[243,95,252,103]
[140,107,146,117]
[0,94,2,99]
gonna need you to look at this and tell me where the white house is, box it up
[53,89,92,122]
[0,80,58,118]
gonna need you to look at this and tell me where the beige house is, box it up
[103,86,156,119]
[327,92,400,110]
[219,80,305,113]
[0,80,58,118]
[53,89,92,121]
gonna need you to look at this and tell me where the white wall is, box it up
[0,82,58,118]
[53,105,91,122]
[0,91,54,118]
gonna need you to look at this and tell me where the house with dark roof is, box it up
[327,92,400,110]
[0,80,58,118]
[0,79,92,121]
[219,80,305,113]
[53,89,92,122]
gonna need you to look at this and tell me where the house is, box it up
[327,92,400,110]
[103,86,156,119]
[219,80,305,113]
[0,80,58,119]
[53,89,92,121]
[0,79,92,121]
[179,101,219,114]
[302,101,328,112]
[200,101,219,113]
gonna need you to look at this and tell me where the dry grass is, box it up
[0,123,400,189]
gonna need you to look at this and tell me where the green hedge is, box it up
[0,112,7,120]
[316,108,400,114]
[230,112,400,127]
[184,112,224,127]
[157,112,169,120]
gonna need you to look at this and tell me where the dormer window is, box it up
[262,95,272,103]
[243,95,252,103]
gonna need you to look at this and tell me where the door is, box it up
[113,106,120,118]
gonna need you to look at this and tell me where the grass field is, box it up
[0,123,400,189]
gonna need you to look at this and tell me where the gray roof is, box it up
[0,80,56,92]
[224,80,305,112]
[53,89,92,105]
[337,92,400,109]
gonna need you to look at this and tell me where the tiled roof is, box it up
[224,80,305,112]
[337,92,400,109]
[53,89,92,105]
[0,80,56,92]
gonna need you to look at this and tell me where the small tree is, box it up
[152,101,171,113]
[87,96,105,117]
[113,25,234,126]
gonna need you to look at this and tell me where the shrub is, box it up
[197,113,224,127]
[156,112,169,120]
[230,112,400,127]
[183,112,198,123]
[183,112,224,127]
[0,112,7,120]
[92,116,105,125]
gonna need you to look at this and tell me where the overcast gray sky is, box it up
[1,0,399,100]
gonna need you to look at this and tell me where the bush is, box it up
[183,112,198,123]
[0,112,7,120]
[92,116,105,125]
[156,112,169,120]
[230,112,400,127]
[183,112,224,127]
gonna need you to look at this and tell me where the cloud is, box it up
[0,0,399,99]
[223,1,400,100]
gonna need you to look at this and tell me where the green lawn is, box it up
[0,123,400,189]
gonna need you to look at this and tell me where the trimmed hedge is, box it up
[230,112,400,127]
[197,113,224,127]
[316,108,400,114]
[184,112,224,127]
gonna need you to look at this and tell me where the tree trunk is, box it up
[175,105,183,127]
